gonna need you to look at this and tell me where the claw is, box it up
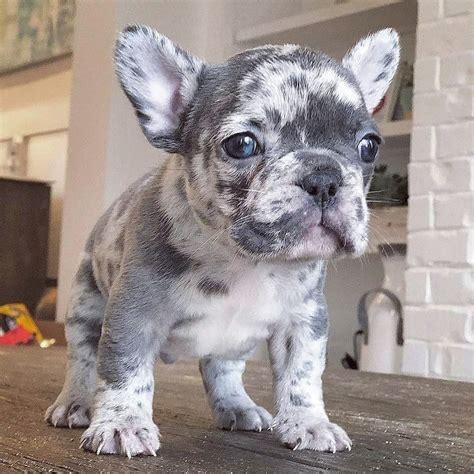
[97,439,105,455]
[146,445,157,456]
[142,440,158,456]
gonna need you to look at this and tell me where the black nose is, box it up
[298,168,341,208]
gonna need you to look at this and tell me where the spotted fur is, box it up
[46,26,400,456]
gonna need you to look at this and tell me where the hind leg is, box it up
[199,358,272,431]
[45,256,105,428]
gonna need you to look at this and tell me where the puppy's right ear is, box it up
[342,29,400,114]
[115,25,204,152]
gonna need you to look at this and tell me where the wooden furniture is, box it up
[0,176,51,311]
[0,346,472,472]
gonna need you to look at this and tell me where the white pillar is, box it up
[402,1,474,381]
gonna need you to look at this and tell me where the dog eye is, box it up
[358,135,380,163]
[222,133,259,159]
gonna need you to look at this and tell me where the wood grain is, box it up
[0,346,472,472]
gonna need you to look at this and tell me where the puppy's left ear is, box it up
[343,29,400,113]
[115,25,204,152]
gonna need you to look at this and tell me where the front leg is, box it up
[199,358,272,431]
[268,300,351,453]
[80,272,161,457]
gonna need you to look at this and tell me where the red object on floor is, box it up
[0,325,34,345]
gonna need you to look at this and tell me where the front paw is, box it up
[274,412,352,452]
[213,402,272,432]
[80,412,160,457]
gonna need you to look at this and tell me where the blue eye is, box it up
[223,133,260,159]
[358,135,380,163]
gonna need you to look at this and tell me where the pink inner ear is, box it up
[170,87,183,115]
[160,57,183,116]
[372,95,386,115]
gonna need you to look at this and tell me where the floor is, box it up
[0,346,473,472]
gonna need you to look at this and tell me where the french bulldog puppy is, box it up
[46,25,399,457]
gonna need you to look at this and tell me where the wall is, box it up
[0,56,72,278]
[403,0,474,381]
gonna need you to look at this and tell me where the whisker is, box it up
[189,215,253,257]
[238,187,266,194]
[367,221,395,255]
[367,199,401,204]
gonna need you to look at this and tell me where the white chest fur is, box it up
[162,263,303,360]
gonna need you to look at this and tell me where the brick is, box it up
[437,121,474,158]
[413,93,449,125]
[408,195,433,231]
[416,15,473,57]
[413,88,473,125]
[414,57,440,93]
[430,269,474,304]
[447,87,474,121]
[409,159,474,195]
[408,164,435,195]
[405,269,431,304]
[444,0,474,16]
[418,0,443,22]
[407,229,474,265]
[401,339,429,376]
[434,192,474,228]
[429,343,450,376]
[449,344,474,380]
[410,126,436,161]
[404,306,472,343]
[440,52,474,86]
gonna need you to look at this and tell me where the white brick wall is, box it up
[403,1,474,382]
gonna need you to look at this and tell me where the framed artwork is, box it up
[0,0,75,75]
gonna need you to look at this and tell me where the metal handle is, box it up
[357,288,404,346]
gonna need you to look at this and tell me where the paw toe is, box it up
[254,406,273,430]
[216,405,272,432]
[45,402,90,428]
[81,419,160,457]
[277,417,352,453]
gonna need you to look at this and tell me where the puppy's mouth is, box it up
[229,207,359,262]
[298,214,356,258]
[314,222,346,250]
[322,212,356,251]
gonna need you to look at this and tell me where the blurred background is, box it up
[0,0,472,381]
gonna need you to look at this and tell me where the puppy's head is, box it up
[115,26,399,261]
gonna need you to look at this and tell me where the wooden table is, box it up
[0,347,472,472]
